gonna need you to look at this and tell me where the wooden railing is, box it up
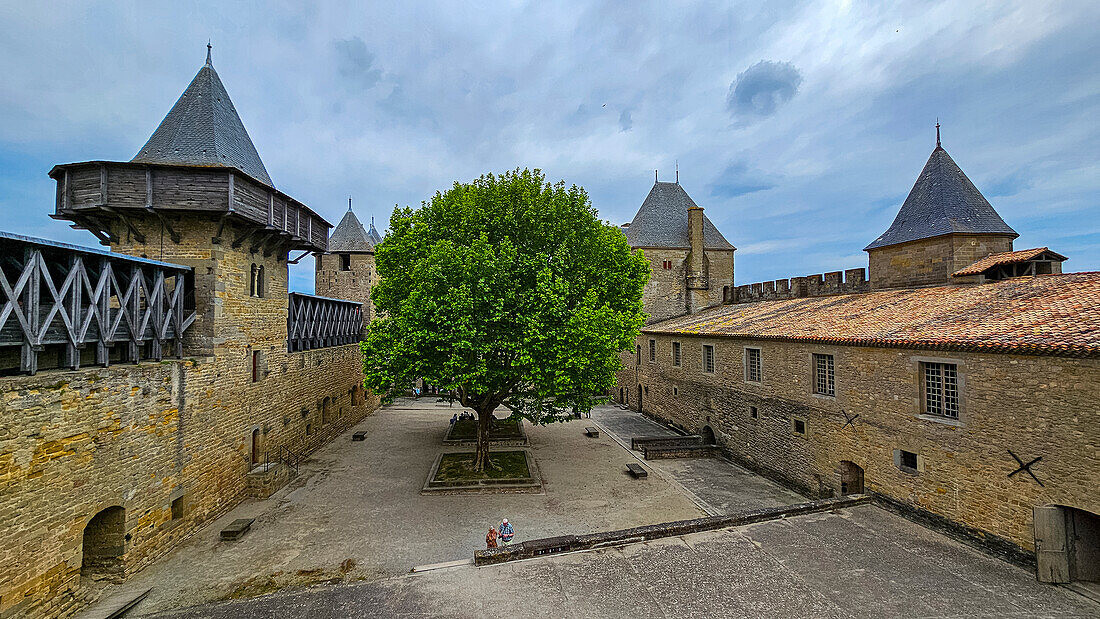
[0,231,196,374]
[287,292,362,352]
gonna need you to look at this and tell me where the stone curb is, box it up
[473,494,872,566]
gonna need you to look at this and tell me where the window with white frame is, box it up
[813,353,835,396]
[745,347,762,383]
[672,341,682,367]
[702,345,715,373]
[922,362,959,418]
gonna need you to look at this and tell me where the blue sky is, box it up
[1,1,1098,294]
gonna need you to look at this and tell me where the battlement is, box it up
[725,268,869,304]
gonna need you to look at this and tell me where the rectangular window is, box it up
[251,350,261,382]
[897,449,919,471]
[813,353,835,396]
[702,345,715,373]
[923,362,959,418]
[745,348,762,383]
[793,418,806,435]
[672,341,681,367]
[749,406,758,419]
[340,253,352,271]
[649,339,656,362]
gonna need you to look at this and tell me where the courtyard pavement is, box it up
[115,398,726,616]
[149,504,1098,618]
[589,405,807,514]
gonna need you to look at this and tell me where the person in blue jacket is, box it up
[498,518,515,546]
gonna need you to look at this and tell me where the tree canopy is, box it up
[361,168,649,469]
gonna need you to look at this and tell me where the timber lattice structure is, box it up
[0,231,196,375]
[287,292,362,352]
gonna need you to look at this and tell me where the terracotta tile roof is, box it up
[644,272,1100,357]
[952,247,1067,277]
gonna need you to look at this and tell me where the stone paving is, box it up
[149,504,1098,618]
[590,405,807,514]
[112,399,721,616]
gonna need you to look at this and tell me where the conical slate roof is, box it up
[132,50,273,187]
[328,209,374,253]
[624,182,735,250]
[865,146,1016,250]
[367,218,383,246]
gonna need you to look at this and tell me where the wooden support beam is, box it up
[102,206,146,243]
[212,212,231,245]
[145,207,182,243]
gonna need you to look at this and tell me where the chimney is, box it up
[688,206,704,272]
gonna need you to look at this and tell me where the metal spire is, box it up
[675,160,679,184]
[936,119,941,149]
[348,195,353,211]
[655,169,658,183]
[206,40,212,66]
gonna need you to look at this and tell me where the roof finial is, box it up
[936,118,941,149]
[675,160,679,184]
[655,169,658,183]
[348,195,353,211]
[206,40,213,66]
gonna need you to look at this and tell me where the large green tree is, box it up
[362,169,649,471]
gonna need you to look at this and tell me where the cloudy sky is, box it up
[2,1,1098,293]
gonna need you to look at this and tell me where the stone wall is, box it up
[868,234,1015,290]
[637,248,734,325]
[315,252,378,328]
[0,214,377,619]
[730,268,869,304]
[616,332,1100,556]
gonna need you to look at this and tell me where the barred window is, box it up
[672,341,682,367]
[649,339,656,362]
[923,362,959,418]
[813,354,835,396]
[745,348,762,383]
[702,345,715,373]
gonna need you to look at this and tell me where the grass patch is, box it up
[447,417,524,442]
[434,451,530,481]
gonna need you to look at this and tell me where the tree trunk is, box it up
[473,407,493,472]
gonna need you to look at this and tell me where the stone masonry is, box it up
[616,332,1100,560]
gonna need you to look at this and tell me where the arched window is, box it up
[249,264,258,297]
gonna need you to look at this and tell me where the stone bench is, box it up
[626,463,648,479]
[220,518,255,541]
[352,430,367,441]
[584,427,599,438]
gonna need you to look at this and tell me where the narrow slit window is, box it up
[672,341,681,367]
[649,339,656,362]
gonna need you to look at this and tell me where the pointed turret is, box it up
[625,182,734,250]
[327,209,374,253]
[865,145,1016,251]
[131,46,273,187]
[866,130,1018,289]
[367,217,383,246]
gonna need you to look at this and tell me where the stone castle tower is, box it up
[623,179,736,323]
[315,203,379,332]
[865,130,1019,289]
[50,46,332,356]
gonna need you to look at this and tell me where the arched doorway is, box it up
[618,386,624,404]
[636,384,643,413]
[701,425,716,445]
[1035,505,1100,586]
[81,506,126,582]
[838,460,864,495]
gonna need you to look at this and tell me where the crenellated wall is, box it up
[728,268,869,304]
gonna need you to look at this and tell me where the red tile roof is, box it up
[644,272,1100,357]
[953,247,1067,277]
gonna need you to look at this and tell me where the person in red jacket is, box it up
[485,527,499,549]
